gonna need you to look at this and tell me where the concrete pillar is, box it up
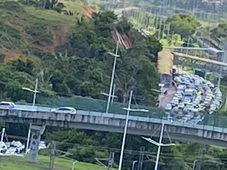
[29,125,46,163]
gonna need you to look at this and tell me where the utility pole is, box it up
[49,141,56,170]
[107,152,115,170]
[106,41,120,113]
[23,78,41,153]
[142,123,176,170]
[0,128,5,142]
[137,146,145,170]
[196,145,204,170]
[118,90,149,170]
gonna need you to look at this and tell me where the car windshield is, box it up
[0,103,10,106]
[58,108,70,111]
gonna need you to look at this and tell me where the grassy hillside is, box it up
[0,155,108,170]
[0,0,94,61]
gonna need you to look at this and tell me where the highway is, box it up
[11,105,54,112]
[2,106,227,146]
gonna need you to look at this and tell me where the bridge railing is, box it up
[12,104,227,129]
[14,95,167,118]
[5,94,227,129]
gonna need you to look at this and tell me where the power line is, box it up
[49,140,227,161]
[4,135,227,162]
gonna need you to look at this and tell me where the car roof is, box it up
[0,101,14,104]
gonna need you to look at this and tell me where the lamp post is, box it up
[0,128,5,142]
[101,84,117,106]
[106,42,120,113]
[22,78,40,107]
[22,78,41,153]
[118,90,149,170]
[132,160,138,170]
[142,123,176,170]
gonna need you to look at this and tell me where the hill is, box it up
[0,0,162,106]
[0,0,95,61]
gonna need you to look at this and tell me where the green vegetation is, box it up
[1,0,227,170]
[0,155,107,170]
[166,14,201,38]
[119,0,227,16]
[0,0,163,106]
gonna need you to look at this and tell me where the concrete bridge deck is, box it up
[1,108,227,147]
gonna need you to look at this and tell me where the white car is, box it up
[165,104,172,111]
[0,101,15,109]
[0,142,7,153]
[54,107,76,114]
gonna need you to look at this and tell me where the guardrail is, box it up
[2,105,227,131]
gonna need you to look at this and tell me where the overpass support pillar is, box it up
[29,125,46,163]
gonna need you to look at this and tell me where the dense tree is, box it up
[166,14,201,38]
[211,20,227,40]
[1,3,227,170]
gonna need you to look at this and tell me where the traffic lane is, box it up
[13,105,55,112]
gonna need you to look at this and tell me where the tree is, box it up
[145,36,163,63]
[169,34,184,46]
[211,20,227,39]
[166,14,201,38]
[93,11,118,37]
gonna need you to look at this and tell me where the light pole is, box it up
[101,84,117,106]
[22,78,40,107]
[118,90,149,170]
[0,128,5,142]
[106,41,120,113]
[142,123,176,170]
[132,160,138,170]
[22,78,41,153]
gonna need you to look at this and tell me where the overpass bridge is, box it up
[173,51,227,75]
[1,106,227,162]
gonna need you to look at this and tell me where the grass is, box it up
[0,0,88,59]
[24,3,81,27]
[0,155,108,170]
[219,85,227,112]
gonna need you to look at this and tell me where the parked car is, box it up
[54,107,76,114]
[0,142,7,153]
[0,101,15,109]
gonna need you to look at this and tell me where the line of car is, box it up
[165,69,222,123]
[0,101,77,114]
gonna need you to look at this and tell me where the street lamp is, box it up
[22,78,41,154]
[105,42,120,113]
[0,128,5,142]
[22,78,41,107]
[132,160,138,170]
[101,84,117,106]
[118,90,149,170]
[142,123,176,170]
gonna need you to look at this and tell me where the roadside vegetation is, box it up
[0,0,227,169]
[0,155,108,170]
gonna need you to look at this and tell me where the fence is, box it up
[15,95,166,117]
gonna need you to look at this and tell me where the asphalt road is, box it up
[9,105,54,112]
[159,87,176,108]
